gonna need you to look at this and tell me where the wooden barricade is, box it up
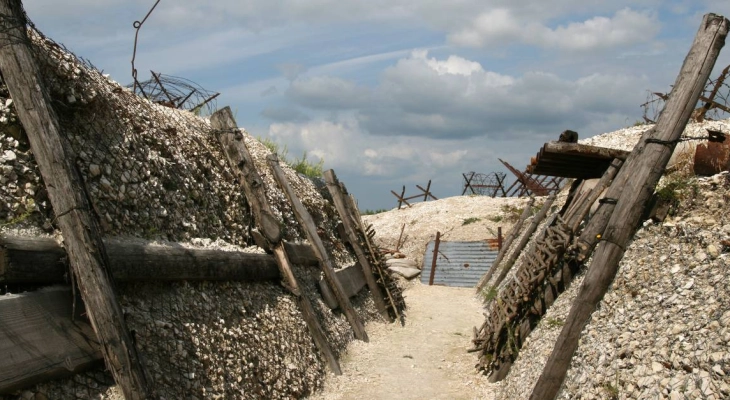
[391,180,438,209]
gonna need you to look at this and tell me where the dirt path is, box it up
[310,283,495,400]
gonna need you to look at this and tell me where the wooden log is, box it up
[0,235,320,283]
[0,3,148,397]
[494,194,556,287]
[531,14,729,400]
[475,197,535,292]
[268,154,369,341]
[428,231,441,286]
[0,287,102,394]
[210,107,341,374]
[318,263,367,309]
[540,142,630,161]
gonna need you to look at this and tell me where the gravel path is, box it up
[309,283,496,400]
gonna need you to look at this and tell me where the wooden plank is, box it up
[210,107,341,374]
[0,287,101,394]
[324,169,390,320]
[0,235,321,283]
[268,154,369,342]
[475,197,535,292]
[0,3,148,397]
[318,263,367,309]
[531,14,729,400]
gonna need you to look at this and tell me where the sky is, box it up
[24,0,730,211]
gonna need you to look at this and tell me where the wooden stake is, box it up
[210,107,342,374]
[324,169,391,321]
[531,14,729,400]
[269,154,368,341]
[0,2,149,397]
[428,231,441,286]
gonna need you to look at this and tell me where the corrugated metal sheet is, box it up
[420,241,499,287]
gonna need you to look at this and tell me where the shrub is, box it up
[463,217,482,225]
[257,136,324,179]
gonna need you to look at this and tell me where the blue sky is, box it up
[24,0,730,211]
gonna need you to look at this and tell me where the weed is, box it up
[488,215,503,223]
[500,204,524,223]
[463,217,482,225]
[453,332,463,336]
[545,317,564,328]
[362,208,388,215]
[602,382,619,400]
[0,199,35,229]
[481,286,498,302]
[257,136,324,179]
[655,172,698,215]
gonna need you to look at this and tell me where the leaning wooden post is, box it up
[428,231,441,286]
[494,193,556,287]
[475,197,535,292]
[531,14,729,400]
[210,107,342,374]
[268,154,369,342]
[0,2,149,398]
[324,169,391,321]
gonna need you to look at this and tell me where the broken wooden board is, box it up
[318,263,367,310]
[0,286,102,394]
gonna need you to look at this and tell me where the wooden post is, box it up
[428,231,441,286]
[494,193,556,287]
[0,2,149,398]
[324,169,391,321]
[475,197,535,292]
[210,107,342,374]
[268,154,369,342]
[531,14,729,400]
[497,227,503,250]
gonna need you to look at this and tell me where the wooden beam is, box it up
[324,169,391,320]
[531,14,729,400]
[210,107,341,375]
[317,263,367,309]
[0,2,148,397]
[0,235,320,284]
[268,154,369,341]
[0,287,102,394]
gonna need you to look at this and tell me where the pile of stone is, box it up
[1,25,385,399]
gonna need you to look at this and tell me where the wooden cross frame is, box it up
[461,172,507,197]
[390,180,439,209]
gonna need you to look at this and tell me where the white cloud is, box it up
[450,8,660,51]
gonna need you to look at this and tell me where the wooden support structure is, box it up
[0,235,318,284]
[0,2,149,397]
[324,169,391,321]
[462,172,507,197]
[532,14,729,399]
[0,287,102,394]
[493,193,556,287]
[210,107,342,375]
[268,154,369,342]
[475,197,535,292]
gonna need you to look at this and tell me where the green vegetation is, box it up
[655,172,698,215]
[602,382,619,400]
[487,215,502,223]
[500,204,525,223]
[0,199,35,229]
[545,317,564,329]
[481,286,498,302]
[362,208,389,215]
[257,136,324,179]
[463,217,482,225]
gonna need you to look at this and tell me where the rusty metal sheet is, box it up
[421,241,498,287]
[694,139,730,175]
